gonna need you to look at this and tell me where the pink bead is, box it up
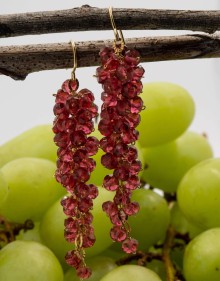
[116,65,128,82]
[64,217,79,230]
[76,266,92,279]
[84,136,99,156]
[75,121,94,134]
[126,146,138,162]
[96,67,110,83]
[99,47,114,64]
[75,183,89,198]
[124,49,140,66]
[73,149,88,163]
[121,129,139,144]
[57,148,73,162]
[101,92,117,106]
[73,167,90,183]
[87,104,98,118]
[100,137,115,153]
[110,213,122,226]
[101,153,118,170]
[102,201,118,216]
[66,96,79,115]
[130,96,144,114]
[122,238,138,254]
[113,143,129,157]
[65,250,82,268]
[124,175,140,190]
[114,189,131,205]
[105,58,120,70]
[83,212,93,225]
[113,118,130,134]
[103,78,122,95]
[70,131,87,147]
[123,201,140,216]
[78,198,93,212]
[56,160,72,174]
[69,79,79,92]
[61,196,78,216]
[53,103,68,115]
[60,174,76,191]
[110,226,127,242]
[54,132,70,148]
[61,79,71,93]
[130,160,142,175]
[54,118,72,132]
[55,89,70,104]
[103,175,119,191]
[131,66,145,81]
[82,232,96,248]
[87,184,99,199]
[116,99,130,115]
[64,229,77,243]
[77,109,93,122]
[113,167,129,181]
[78,89,95,102]
[124,113,141,128]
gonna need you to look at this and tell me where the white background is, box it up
[1,1,220,155]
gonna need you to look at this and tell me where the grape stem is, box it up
[162,225,178,281]
[0,216,34,248]
[116,251,162,266]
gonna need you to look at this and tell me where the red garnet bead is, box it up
[122,238,138,254]
[110,226,127,242]
[76,266,92,280]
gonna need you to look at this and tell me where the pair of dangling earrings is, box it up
[53,6,145,280]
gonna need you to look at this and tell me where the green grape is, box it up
[0,240,64,281]
[64,256,117,281]
[100,265,162,281]
[16,222,42,243]
[137,82,195,147]
[0,157,66,223]
[183,228,220,281]
[40,188,115,267]
[147,260,166,281]
[114,188,170,251]
[177,158,220,230]
[141,131,213,193]
[0,124,57,167]
[0,169,8,207]
[89,128,145,186]
[170,202,203,239]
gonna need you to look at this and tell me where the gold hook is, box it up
[70,40,77,80]
[109,6,125,46]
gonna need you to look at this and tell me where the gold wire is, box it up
[70,40,77,80]
[108,6,125,46]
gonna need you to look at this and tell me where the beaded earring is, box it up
[96,7,145,254]
[53,41,99,279]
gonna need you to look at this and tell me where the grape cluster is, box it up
[53,79,99,279]
[96,46,145,253]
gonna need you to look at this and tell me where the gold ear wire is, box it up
[109,6,125,46]
[70,40,77,80]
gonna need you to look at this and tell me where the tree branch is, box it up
[0,6,220,38]
[0,33,220,80]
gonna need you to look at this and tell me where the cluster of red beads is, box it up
[53,78,99,279]
[96,46,145,254]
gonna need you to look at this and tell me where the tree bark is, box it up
[1,33,220,80]
[0,6,220,38]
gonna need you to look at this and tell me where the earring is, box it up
[96,7,145,254]
[53,41,99,279]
